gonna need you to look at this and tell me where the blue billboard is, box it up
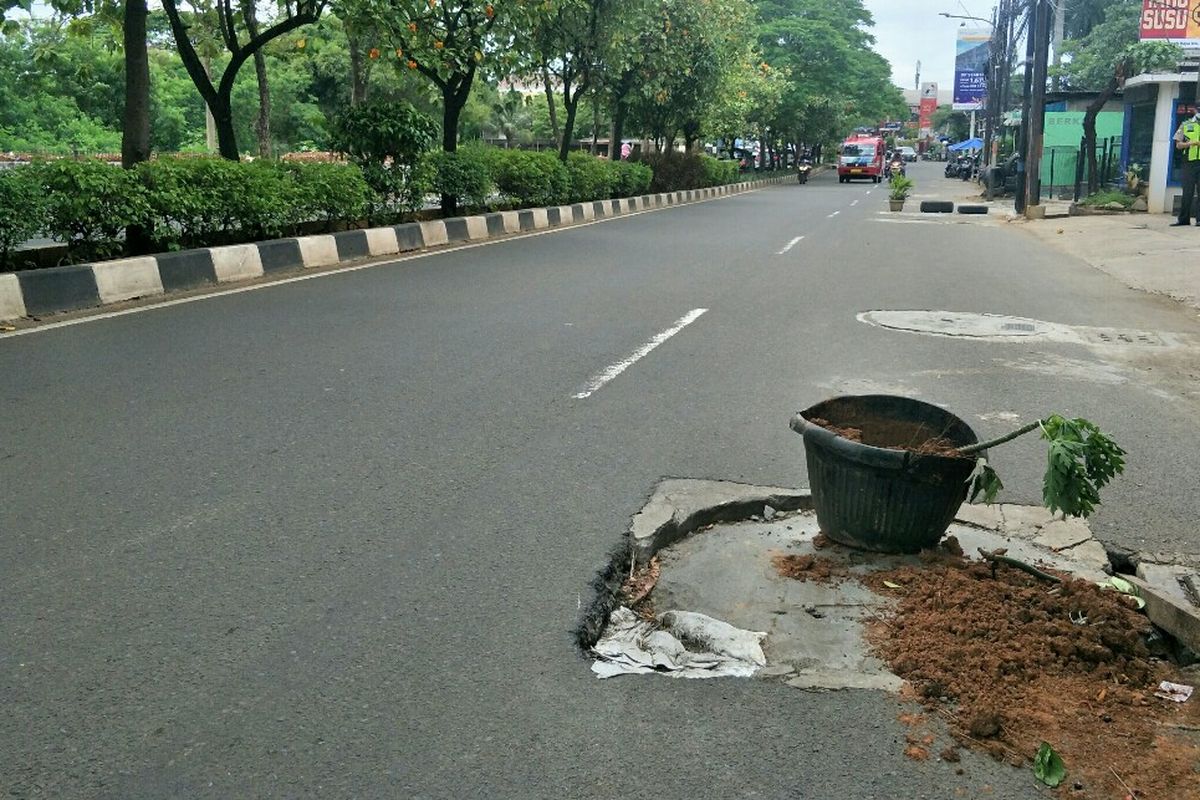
[953,27,990,111]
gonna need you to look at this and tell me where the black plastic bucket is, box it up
[791,395,982,553]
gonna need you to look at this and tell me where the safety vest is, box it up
[1183,120,1200,162]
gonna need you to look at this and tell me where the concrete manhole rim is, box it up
[576,478,1200,663]
[858,309,1181,348]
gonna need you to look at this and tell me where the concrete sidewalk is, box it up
[1015,212,1200,313]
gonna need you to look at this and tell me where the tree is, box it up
[756,0,904,154]
[491,88,529,146]
[1057,0,1179,193]
[161,0,328,160]
[242,0,272,156]
[520,0,610,160]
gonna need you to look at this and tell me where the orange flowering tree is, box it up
[341,0,506,153]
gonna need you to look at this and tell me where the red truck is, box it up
[837,135,885,183]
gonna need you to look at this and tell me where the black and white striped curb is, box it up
[0,177,786,322]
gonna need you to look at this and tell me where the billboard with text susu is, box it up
[953,28,990,111]
[1140,0,1200,48]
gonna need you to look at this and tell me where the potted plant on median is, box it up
[888,175,913,211]
[789,397,1125,553]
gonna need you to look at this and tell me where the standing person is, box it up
[1172,107,1200,226]
[620,141,631,161]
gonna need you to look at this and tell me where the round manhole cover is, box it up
[859,310,1059,339]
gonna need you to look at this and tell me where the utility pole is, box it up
[915,60,921,92]
[1023,0,1052,215]
[1051,0,1066,91]
[1014,0,1037,215]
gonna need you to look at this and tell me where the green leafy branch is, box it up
[964,414,1125,519]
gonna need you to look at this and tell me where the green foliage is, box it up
[638,151,710,191]
[35,159,150,262]
[1057,1,1181,91]
[1039,415,1126,519]
[285,161,372,229]
[139,157,371,248]
[330,99,436,215]
[699,155,738,187]
[486,148,570,207]
[138,158,294,248]
[565,151,615,203]
[969,461,1003,505]
[612,160,652,196]
[421,146,493,210]
[1079,190,1134,208]
[888,175,913,201]
[0,166,43,268]
[1033,742,1066,788]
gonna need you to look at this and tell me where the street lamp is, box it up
[939,11,993,26]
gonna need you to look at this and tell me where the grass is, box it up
[1078,190,1134,208]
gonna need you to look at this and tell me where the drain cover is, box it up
[1083,330,1167,347]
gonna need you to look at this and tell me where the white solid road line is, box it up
[776,235,804,255]
[572,308,708,400]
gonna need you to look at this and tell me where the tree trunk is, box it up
[244,2,272,157]
[542,65,560,143]
[1083,72,1120,195]
[610,100,627,156]
[212,91,240,161]
[121,0,151,168]
[590,90,599,155]
[347,23,369,105]
[558,80,582,162]
[441,81,467,217]
[559,94,579,162]
[122,0,153,254]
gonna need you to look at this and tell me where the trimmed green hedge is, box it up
[484,148,571,208]
[0,166,46,269]
[632,151,740,193]
[1,147,742,270]
[0,158,371,265]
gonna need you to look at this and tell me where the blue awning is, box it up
[949,138,984,151]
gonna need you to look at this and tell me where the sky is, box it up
[863,0,997,92]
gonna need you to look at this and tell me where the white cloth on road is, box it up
[590,607,767,679]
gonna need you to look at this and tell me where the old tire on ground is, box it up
[920,200,954,213]
[958,205,989,214]
[790,395,981,554]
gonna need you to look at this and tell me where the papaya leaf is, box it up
[1033,742,1066,787]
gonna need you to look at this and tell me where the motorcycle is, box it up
[796,158,813,184]
[884,158,905,179]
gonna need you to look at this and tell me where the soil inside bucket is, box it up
[807,416,968,458]
[863,557,1200,798]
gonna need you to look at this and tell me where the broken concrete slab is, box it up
[1137,562,1200,610]
[998,504,1058,538]
[786,670,904,692]
[1059,539,1111,572]
[1128,575,1200,654]
[628,478,811,562]
[953,502,1004,530]
[1033,517,1093,551]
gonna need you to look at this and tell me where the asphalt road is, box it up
[4,162,1199,798]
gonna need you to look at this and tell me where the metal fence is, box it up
[1035,136,1122,202]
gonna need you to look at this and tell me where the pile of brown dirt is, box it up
[772,553,848,583]
[866,558,1200,798]
[807,416,969,459]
